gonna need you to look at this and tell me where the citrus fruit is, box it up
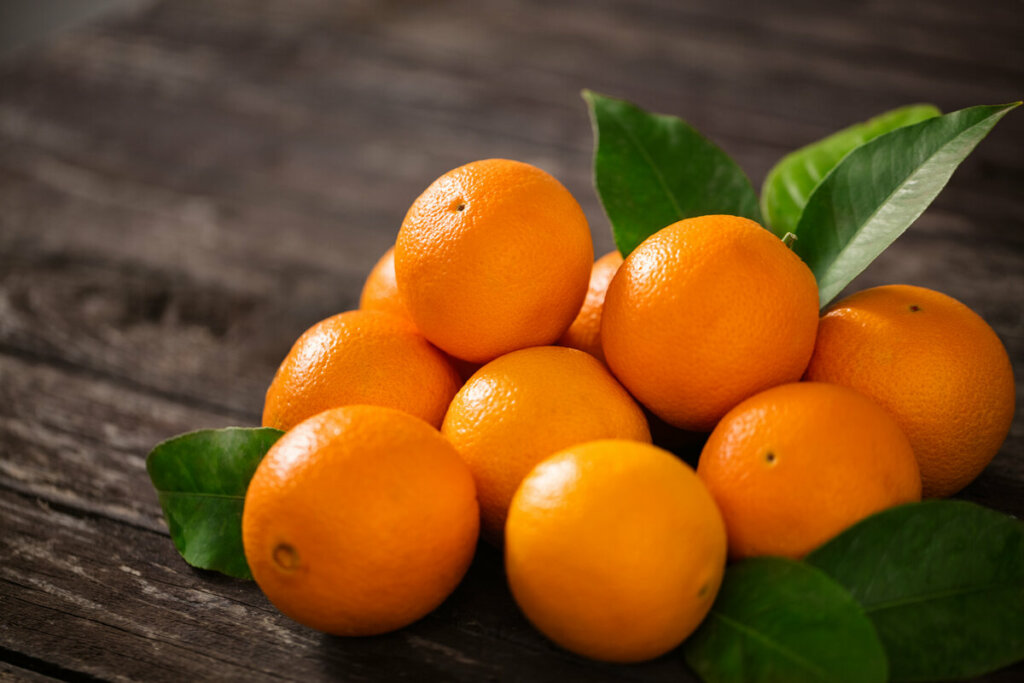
[359,246,411,322]
[506,439,727,662]
[804,284,1015,498]
[395,159,593,363]
[697,382,921,559]
[441,346,650,541]
[558,250,623,363]
[601,215,819,432]
[242,405,479,636]
[262,310,460,431]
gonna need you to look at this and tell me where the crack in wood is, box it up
[0,644,107,683]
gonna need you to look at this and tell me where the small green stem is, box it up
[782,232,798,249]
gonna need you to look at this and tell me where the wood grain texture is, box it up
[1,0,1022,680]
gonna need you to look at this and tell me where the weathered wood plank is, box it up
[1,0,1021,268]
[0,252,300,417]
[0,661,61,682]
[0,352,237,529]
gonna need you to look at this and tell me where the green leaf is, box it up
[584,90,762,256]
[807,500,1024,681]
[791,102,1019,307]
[761,104,941,237]
[146,427,283,579]
[684,557,887,683]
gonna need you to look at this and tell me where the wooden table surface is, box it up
[1,0,1022,680]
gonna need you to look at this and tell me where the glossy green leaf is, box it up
[684,557,887,683]
[146,427,283,579]
[807,501,1024,681]
[584,90,761,256]
[792,102,1019,306]
[761,104,940,237]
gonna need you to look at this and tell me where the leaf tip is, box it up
[582,89,612,110]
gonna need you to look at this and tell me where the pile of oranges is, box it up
[242,159,1015,662]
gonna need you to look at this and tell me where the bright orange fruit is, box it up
[359,246,412,323]
[601,215,819,432]
[243,405,479,636]
[697,382,921,559]
[558,250,623,363]
[442,346,650,541]
[506,439,727,662]
[395,159,593,363]
[805,284,1015,498]
[262,310,460,431]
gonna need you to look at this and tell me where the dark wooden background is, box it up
[1,0,1021,680]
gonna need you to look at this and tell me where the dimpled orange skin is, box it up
[242,406,479,636]
[805,285,1016,498]
[442,346,651,542]
[506,439,727,662]
[558,250,624,363]
[697,382,921,560]
[262,310,461,431]
[395,159,593,363]
[359,246,412,322]
[601,215,820,432]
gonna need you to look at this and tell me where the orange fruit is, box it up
[395,159,593,363]
[506,439,727,662]
[359,246,412,322]
[442,346,650,541]
[601,215,819,432]
[242,405,479,635]
[262,310,460,431]
[558,250,623,362]
[804,284,1015,498]
[697,382,921,559]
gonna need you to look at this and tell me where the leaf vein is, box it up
[818,112,1003,297]
[864,580,1019,615]
[709,611,832,681]
[609,114,686,220]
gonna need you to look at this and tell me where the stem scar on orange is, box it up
[395,159,593,363]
